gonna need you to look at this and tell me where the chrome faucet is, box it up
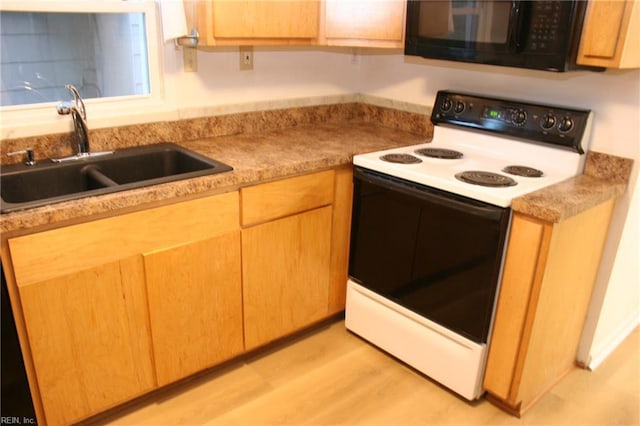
[57,84,90,155]
[53,84,112,162]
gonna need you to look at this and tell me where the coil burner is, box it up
[380,153,422,164]
[455,171,517,187]
[502,165,544,178]
[415,148,464,159]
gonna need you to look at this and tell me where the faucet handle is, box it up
[7,148,36,166]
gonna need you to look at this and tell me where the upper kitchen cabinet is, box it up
[185,0,320,46]
[577,0,640,68]
[321,0,406,48]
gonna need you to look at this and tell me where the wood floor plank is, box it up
[91,322,639,426]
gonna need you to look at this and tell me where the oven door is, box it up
[348,167,510,344]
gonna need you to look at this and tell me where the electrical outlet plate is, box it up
[183,47,197,72]
[240,46,253,71]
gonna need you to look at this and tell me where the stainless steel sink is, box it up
[1,143,233,213]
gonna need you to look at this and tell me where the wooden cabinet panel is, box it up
[17,257,155,426]
[8,193,239,287]
[241,170,334,226]
[578,0,640,68]
[145,234,244,386]
[483,214,551,401]
[187,0,320,45]
[484,199,616,416]
[324,0,406,47]
[7,192,239,424]
[242,206,332,350]
[328,166,353,314]
[517,199,615,407]
[212,0,319,39]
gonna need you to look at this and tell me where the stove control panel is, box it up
[431,90,592,154]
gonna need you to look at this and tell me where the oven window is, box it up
[349,169,510,343]
[416,0,511,44]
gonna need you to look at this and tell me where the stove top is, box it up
[353,91,593,207]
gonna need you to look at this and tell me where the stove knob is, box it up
[512,109,527,125]
[558,116,574,132]
[440,97,452,112]
[454,101,465,114]
[541,114,557,130]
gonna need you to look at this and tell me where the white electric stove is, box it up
[354,91,592,207]
[346,90,593,400]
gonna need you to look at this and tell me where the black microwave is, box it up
[405,0,604,72]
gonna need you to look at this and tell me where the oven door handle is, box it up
[354,167,508,222]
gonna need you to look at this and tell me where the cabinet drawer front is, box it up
[9,192,239,287]
[241,170,335,226]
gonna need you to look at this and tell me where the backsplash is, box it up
[1,101,433,166]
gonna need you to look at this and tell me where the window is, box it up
[1,11,150,107]
[0,1,168,138]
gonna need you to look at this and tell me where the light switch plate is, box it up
[240,46,253,71]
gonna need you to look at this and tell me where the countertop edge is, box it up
[511,175,628,223]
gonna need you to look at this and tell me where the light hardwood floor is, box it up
[91,320,639,426]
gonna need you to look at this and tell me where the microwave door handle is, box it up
[508,0,529,52]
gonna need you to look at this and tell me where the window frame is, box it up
[0,0,173,139]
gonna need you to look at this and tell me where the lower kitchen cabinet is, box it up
[16,257,155,426]
[6,192,240,425]
[144,233,243,387]
[240,169,337,350]
[483,198,616,416]
[3,166,353,425]
[242,206,333,350]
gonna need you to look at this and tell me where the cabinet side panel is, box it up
[145,233,244,387]
[328,166,353,314]
[483,214,545,401]
[517,199,616,409]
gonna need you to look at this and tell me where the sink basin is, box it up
[1,143,233,213]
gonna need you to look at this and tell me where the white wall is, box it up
[173,46,362,110]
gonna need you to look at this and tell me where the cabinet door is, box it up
[144,233,244,386]
[577,0,640,68]
[17,257,155,426]
[189,0,320,45]
[324,0,406,47]
[242,206,332,350]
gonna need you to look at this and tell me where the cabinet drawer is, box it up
[241,170,335,226]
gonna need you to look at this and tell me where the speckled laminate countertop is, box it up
[512,151,633,222]
[0,101,632,234]
[0,122,428,233]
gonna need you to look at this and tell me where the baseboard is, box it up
[587,310,640,371]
